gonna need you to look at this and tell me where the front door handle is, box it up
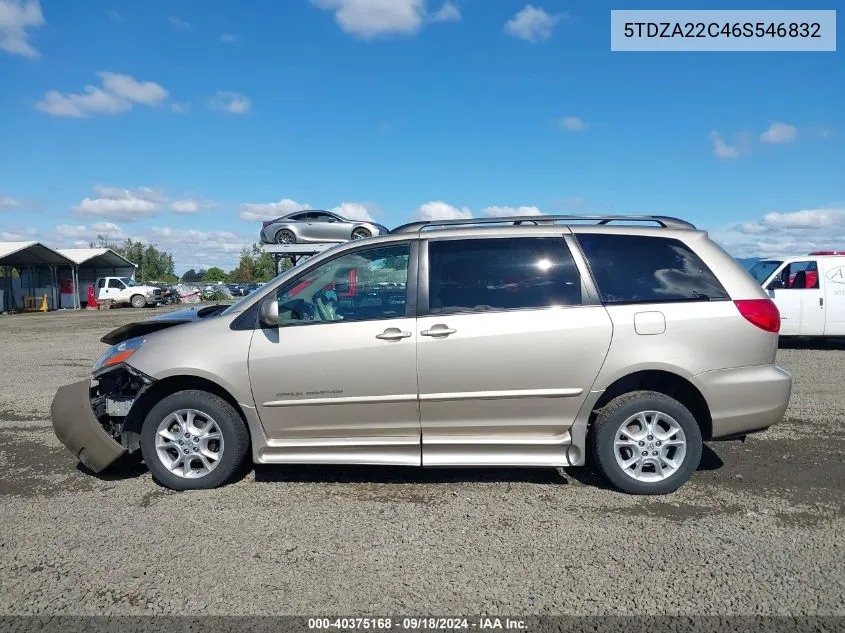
[420,325,457,337]
[376,328,412,341]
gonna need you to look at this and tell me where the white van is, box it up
[748,252,845,337]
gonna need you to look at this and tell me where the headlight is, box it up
[93,337,144,373]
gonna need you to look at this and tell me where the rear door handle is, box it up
[376,328,412,341]
[420,325,457,337]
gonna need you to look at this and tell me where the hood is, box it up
[100,303,229,345]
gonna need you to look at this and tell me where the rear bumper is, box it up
[693,365,792,439]
[51,378,126,472]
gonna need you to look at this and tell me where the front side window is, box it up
[749,260,782,284]
[108,279,125,289]
[427,237,582,314]
[774,260,819,289]
[274,243,409,326]
[576,233,729,303]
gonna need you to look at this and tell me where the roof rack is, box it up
[391,214,696,234]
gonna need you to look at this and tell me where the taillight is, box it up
[262,221,271,228]
[734,299,781,333]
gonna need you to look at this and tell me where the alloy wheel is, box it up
[154,409,224,479]
[612,410,687,483]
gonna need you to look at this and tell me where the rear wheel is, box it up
[590,390,702,495]
[130,294,146,308]
[140,390,249,491]
[275,229,296,244]
[351,227,371,240]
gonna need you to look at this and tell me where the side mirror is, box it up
[767,279,785,290]
[258,296,279,327]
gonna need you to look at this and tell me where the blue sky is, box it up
[0,0,843,273]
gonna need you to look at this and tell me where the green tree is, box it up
[228,243,289,282]
[89,235,176,282]
[203,267,228,283]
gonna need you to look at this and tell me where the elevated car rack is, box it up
[391,214,696,234]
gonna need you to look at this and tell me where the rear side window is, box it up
[427,237,581,314]
[576,233,729,303]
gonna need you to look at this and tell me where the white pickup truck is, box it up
[94,277,163,308]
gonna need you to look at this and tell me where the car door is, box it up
[415,235,613,467]
[767,259,824,335]
[248,240,421,465]
[310,211,349,242]
[821,257,845,335]
[95,278,107,301]
[105,278,125,301]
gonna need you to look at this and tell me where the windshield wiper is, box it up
[691,291,712,300]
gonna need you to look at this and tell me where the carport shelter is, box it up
[0,241,75,312]
[57,248,137,309]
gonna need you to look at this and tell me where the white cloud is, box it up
[710,131,739,159]
[504,5,560,43]
[330,202,375,221]
[168,16,190,29]
[208,91,251,114]
[0,196,21,210]
[56,222,127,241]
[712,207,845,257]
[36,86,130,118]
[93,185,166,204]
[414,201,472,221]
[74,196,160,221]
[1,227,37,241]
[99,71,168,105]
[149,227,252,271]
[170,199,213,214]
[239,198,311,222]
[559,116,586,131]
[310,0,426,39]
[482,205,544,217]
[170,200,199,214]
[36,72,169,118]
[72,186,210,221]
[431,2,460,23]
[0,0,45,58]
[220,33,239,43]
[171,102,190,114]
[760,121,798,144]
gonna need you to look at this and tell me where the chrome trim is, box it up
[419,388,583,402]
[263,393,418,407]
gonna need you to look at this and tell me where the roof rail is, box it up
[390,214,696,234]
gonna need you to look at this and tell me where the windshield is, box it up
[120,277,139,287]
[748,261,782,284]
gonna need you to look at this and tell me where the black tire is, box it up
[351,228,371,240]
[590,390,702,495]
[140,390,250,491]
[275,229,296,244]
[130,294,146,308]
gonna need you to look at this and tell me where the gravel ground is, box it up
[0,308,843,616]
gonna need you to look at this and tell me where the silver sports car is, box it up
[259,210,389,245]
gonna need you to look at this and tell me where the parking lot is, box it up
[0,308,843,615]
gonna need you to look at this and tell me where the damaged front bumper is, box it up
[51,365,152,473]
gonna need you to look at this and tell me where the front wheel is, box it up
[351,228,371,240]
[590,390,702,495]
[130,294,146,308]
[140,390,250,491]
